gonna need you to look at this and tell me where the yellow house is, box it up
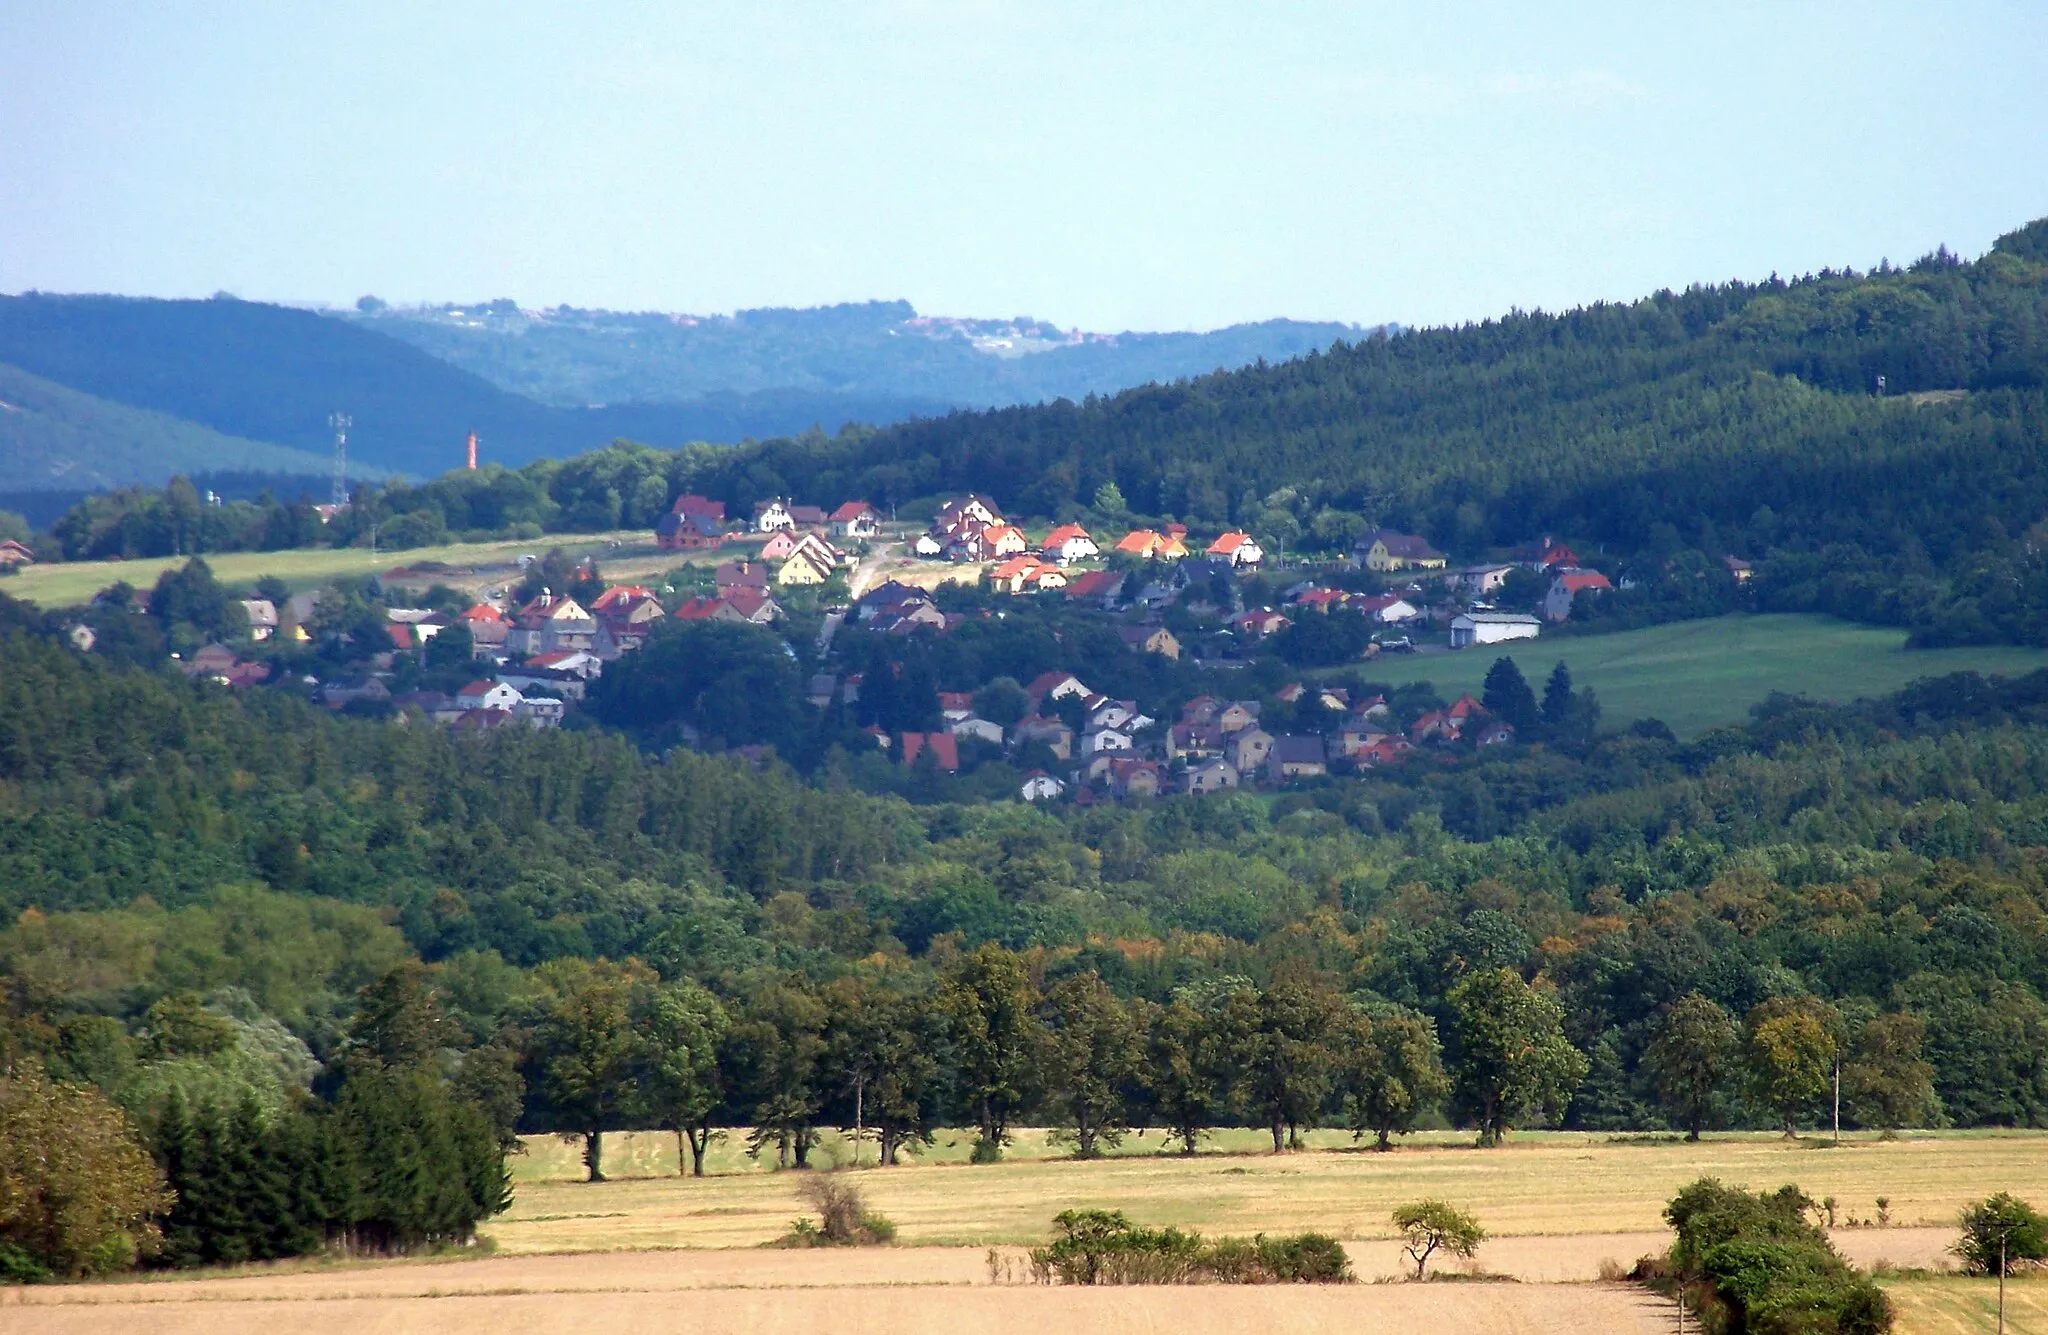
[1358,529,1447,571]
[777,550,832,585]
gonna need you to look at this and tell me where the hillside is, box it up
[0,294,936,480]
[345,297,1367,409]
[685,220,2048,645]
[0,361,345,491]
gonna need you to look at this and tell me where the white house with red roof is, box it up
[1207,531,1264,566]
[1040,524,1099,565]
[830,502,883,539]
[457,679,523,712]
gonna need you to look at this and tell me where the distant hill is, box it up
[686,220,2048,646]
[0,294,946,482]
[343,298,1371,409]
[0,362,346,492]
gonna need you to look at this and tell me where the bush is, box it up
[1953,1193,2048,1276]
[777,1174,895,1247]
[1028,1209,1352,1285]
[0,1060,169,1279]
[1663,1178,1892,1335]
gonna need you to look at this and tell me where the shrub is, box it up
[1028,1209,1352,1285]
[1662,1178,1893,1335]
[777,1174,895,1247]
[1953,1193,2048,1276]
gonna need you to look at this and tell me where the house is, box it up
[830,502,883,539]
[1456,563,1516,596]
[1013,715,1075,760]
[788,504,829,529]
[990,554,1050,593]
[1086,697,1149,732]
[655,510,724,550]
[457,679,523,712]
[671,494,726,524]
[513,694,566,727]
[464,606,511,659]
[1227,727,1275,774]
[1291,587,1349,614]
[1117,624,1181,659]
[507,594,596,655]
[1355,736,1414,767]
[1724,554,1754,583]
[1020,770,1067,801]
[1207,531,1264,566]
[1040,524,1099,565]
[1267,735,1329,782]
[714,560,770,593]
[871,602,947,634]
[241,599,279,641]
[0,539,34,567]
[1511,538,1582,570]
[1544,569,1614,622]
[982,525,1031,558]
[759,530,801,560]
[1114,529,1171,559]
[1025,671,1091,707]
[950,716,1004,745]
[754,499,796,532]
[1215,701,1261,734]
[1063,569,1125,608]
[898,731,960,772]
[1180,696,1221,725]
[937,691,976,721]
[500,665,586,701]
[722,588,784,624]
[1353,593,1421,624]
[777,549,833,586]
[1450,611,1542,648]
[451,706,518,733]
[1105,758,1163,799]
[393,690,464,724]
[1233,609,1291,637]
[1081,727,1135,758]
[935,496,1003,530]
[1447,693,1487,724]
[526,649,605,680]
[1168,722,1225,760]
[1184,757,1240,794]
[674,596,747,623]
[1357,530,1447,571]
[1333,726,1389,758]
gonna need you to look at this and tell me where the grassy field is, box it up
[3,530,752,607]
[1886,1275,2048,1334]
[1403,614,2047,737]
[487,1126,2039,1253]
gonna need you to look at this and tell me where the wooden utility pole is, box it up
[1832,1056,1841,1145]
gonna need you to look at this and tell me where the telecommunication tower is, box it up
[328,412,352,506]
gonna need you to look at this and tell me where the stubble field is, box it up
[6,1128,2040,1335]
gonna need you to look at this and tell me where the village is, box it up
[145,485,1682,803]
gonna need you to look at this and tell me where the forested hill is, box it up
[690,220,2048,644]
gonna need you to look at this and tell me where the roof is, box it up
[899,731,960,771]
[589,585,656,611]
[460,602,505,623]
[1116,529,1163,555]
[1554,569,1614,592]
[1454,611,1543,625]
[673,596,729,621]
[1362,529,1444,559]
[458,679,508,697]
[1064,570,1123,599]
[829,501,877,521]
[990,554,1042,579]
[1270,735,1328,764]
[1208,531,1257,555]
[723,587,779,619]
[671,494,725,520]
[715,561,770,588]
[1043,523,1092,544]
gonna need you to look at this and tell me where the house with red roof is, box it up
[1040,523,1099,565]
[1543,568,1614,622]
[898,731,960,772]
[830,502,883,539]
[1207,531,1264,566]
[1512,537,1582,570]
[1233,609,1290,637]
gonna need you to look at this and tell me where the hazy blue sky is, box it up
[4,2,2044,331]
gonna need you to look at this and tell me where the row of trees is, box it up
[511,944,1941,1180]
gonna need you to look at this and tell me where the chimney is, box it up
[466,431,479,470]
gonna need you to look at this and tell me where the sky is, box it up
[3,2,2045,333]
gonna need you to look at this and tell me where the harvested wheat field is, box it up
[490,1127,2040,1252]
[0,1246,1676,1335]
[1884,1274,2048,1334]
